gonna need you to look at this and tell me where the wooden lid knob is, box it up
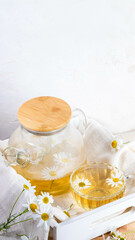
[18,96,72,132]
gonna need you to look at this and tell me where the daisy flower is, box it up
[53,204,76,222]
[111,137,123,150]
[73,177,91,190]
[110,227,126,239]
[106,169,123,187]
[42,166,63,180]
[53,152,75,167]
[34,205,58,232]
[57,204,76,219]
[21,179,36,195]
[23,195,38,213]
[37,192,53,206]
[103,231,126,240]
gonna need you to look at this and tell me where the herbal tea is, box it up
[70,163,125,210]
[13,164,71,195]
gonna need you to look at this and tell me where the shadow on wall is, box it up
[0,88,26,140]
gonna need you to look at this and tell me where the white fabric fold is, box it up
[84,119,114,164]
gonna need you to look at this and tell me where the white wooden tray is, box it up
[53,193,135,240]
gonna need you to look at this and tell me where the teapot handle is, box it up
[2,147,30,168]
[71,108,87,135]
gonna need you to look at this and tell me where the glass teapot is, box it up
[4,97,87,195]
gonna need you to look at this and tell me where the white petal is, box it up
[49,219,58,228]
[44,221,49,232]
[53,206,68,221]
[37,220,44,228]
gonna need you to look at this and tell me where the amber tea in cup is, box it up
[70,163,125,210]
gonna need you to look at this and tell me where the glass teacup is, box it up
[70,163,126,210]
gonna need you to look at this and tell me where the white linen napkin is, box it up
[84,119,135,195]
[84,119,135,169]
[84,119,115,165]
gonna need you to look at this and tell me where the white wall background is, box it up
[1,0,135,139]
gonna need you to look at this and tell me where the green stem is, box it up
[69,203,73,210]
[123,141,130,144]
[7,218,32,228]
[50,180,54,189]
[67,203,74,212]
[0,209,29,231]
[0,189,27,232]
[8,208,28,224]
[8,189,25,220]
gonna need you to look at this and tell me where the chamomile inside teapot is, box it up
[4,96,87,195]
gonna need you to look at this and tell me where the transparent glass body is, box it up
[70,163,125,210]
[6,120,85,195]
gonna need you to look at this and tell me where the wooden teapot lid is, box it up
[18,96,72,132]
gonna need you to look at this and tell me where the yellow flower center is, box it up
[49,170,56,177]
[112,140,117,148]
[43,197,49,204]
[23,184,29,190]
[30,203,38,212]
[41,213,49,221]
[62,158,69,163]
[64,211,70,218]
[113,177,119,182]
[79,182,85,187]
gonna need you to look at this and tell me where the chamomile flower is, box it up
[74,177,91,190]
[37,192,54,206]
[110,227,126,239]
[111,137,123,150]
[42,166,63,180]
[34,205,58,232]
[56,204,76,219]
[23,195,38,213]
[21,179,36,195]
[106,169,123,187]
[53,152,75,167]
